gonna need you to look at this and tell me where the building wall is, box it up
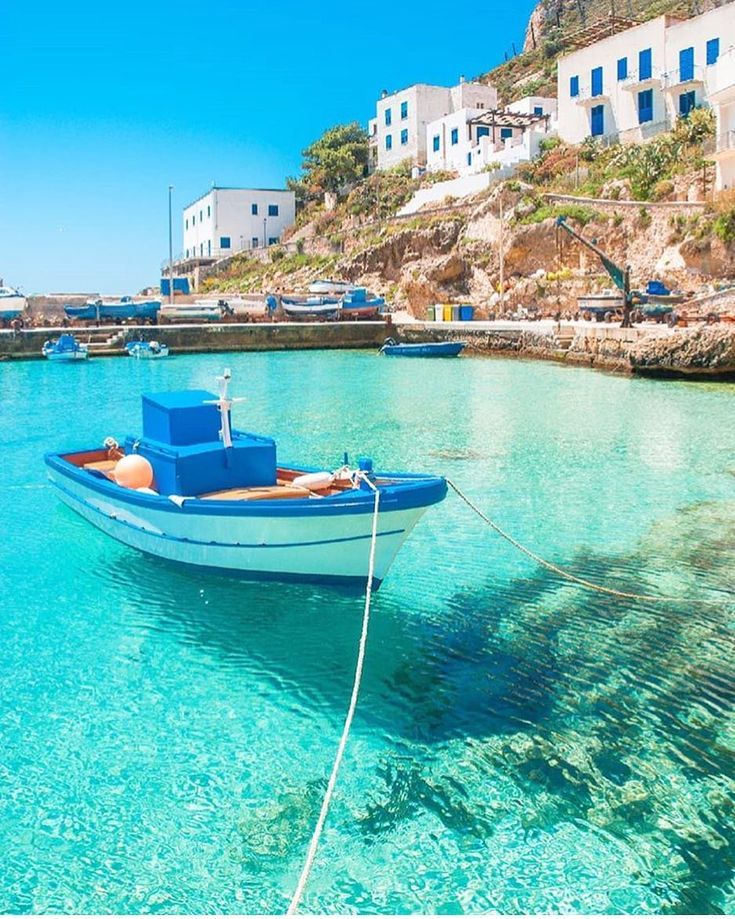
[557,4,735,146]
[710,45,735,190]
[182,188,295,260]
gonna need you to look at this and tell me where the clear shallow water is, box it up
[0,350,734,914]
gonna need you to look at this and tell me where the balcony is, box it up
[620,68,662,92]
[708,47,735,104]
[574,86,609,108]
[662,64,705,93]
[705,130,735,161]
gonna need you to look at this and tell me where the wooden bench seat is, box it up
[199,485,313,501]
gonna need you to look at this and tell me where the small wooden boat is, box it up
[280,296,341,320]
[0,286,26,324]
[308,279,353,295]
[577,290,624,319]
[340,288,385,320]
[42,333,89,361]
[64,296,161,323]
[379,338,466,357]
[125,340,170,359]
[44,372,447,586]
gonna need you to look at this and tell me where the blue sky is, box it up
[0,0,536,293]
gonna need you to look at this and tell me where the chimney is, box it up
[381,89,388,98]
[459,74,466,83]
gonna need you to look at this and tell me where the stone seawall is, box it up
[0,321,390,361]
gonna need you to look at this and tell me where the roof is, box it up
[184,186,294,210]
[470,109,550,129]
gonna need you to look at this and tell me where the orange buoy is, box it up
[114,454,154,490]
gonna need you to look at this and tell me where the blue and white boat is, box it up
[64,296,161,323]
[340,288,385,320]
[45,372,447,586]
[42,333,89,361]
[0,286,26,324]
[379,338,466,357]
[276,295,341,320]
[125,340,170,359]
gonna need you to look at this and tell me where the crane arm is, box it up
[555,216,628,295]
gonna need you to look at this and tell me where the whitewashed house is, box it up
[557,4,735,149]
[182,186,296,261]
[426,96,558,175]
[372,80,498,171]
[708,44,735,190]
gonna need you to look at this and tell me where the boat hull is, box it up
[382,342,466,357]
[45,456,446,586]
[125,344,170,359]
[65,300,161,321]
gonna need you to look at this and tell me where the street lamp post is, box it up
[168,184,174,304]
[263,217,267,248]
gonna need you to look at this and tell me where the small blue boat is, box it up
[44,371,447,587]
[125,340,170,359]
[64,296,161,323]
[341,288,385,319]
[379,338,466,357]
[42,333,89,362]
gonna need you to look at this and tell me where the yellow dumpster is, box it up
[443,304,453,322]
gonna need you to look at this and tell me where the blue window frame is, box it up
[706,38,720,66]
[384,108,392,126]
[400,101,408,119]
[185,218,188,229]
[220,236,231,249]
[200,210,203,221]
[500,127,513,140]
[385,134,392,150]
[208,240,211,255]
[207,205,211,217]
[617,57,628,80]
[268,237,278,246]
[570,75,580,97]
[467,153,472,166]
[268,204,279,216]
[638,89,653,124]
[192,214,196,225]
[533,105,544,116]
[185,248,189,258]
[679,90,696,116]
[432,134,440,152]
[591,66,603,97]
[251,203,258,215]
[590,104,604,137]
[639,48,652,81]
[450,127,459,145]
[400,128,408,145]
[476,126,489,139]
[251,236,259,248]
[680,46,694,82]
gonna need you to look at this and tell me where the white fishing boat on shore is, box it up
[0,286,27,324]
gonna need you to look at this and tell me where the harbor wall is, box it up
[0,321,390,361]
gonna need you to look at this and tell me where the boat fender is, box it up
[292,472,334,491]
[114,454,153,490]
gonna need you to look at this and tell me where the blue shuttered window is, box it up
[251,203,258,215]
[220,237,231,249]
[268,204,279,216]
[679,90,696,116]
[500,127,513,140]
[680,47,694,82]
[450,128,459,145]
[591,66,603,97]
[384,108,392,126]
[400,101,408,119]
[617,57,628,80]
[432,134,440,152]
[385,135,392,150]
[570,75,580,97]
[476,126,489,139]
[639,48,652,81]
[400,128,408,145]
[706,38,720,66]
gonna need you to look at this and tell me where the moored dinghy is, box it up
[125,340,170,359]
[379,337,466,357]
[42,333,89,361]
[45,370,447,586]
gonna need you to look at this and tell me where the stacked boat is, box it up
[270,286,386,321]
[0,286,26,325]
[64,296,161,323]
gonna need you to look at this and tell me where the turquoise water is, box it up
[1,350,734,914]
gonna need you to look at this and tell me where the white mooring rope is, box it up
[446,478,725,607]
[287,479,381,915]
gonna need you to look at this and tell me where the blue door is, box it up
[591,105,605,137]
[679,90,696,116]
[680,47,694,82]
[591,66,603,97]
[639,48,652,80]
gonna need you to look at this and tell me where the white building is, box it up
[372,80,498,171]
[708,44,735,190]
[557,4,735,148]
[426,96,558,176]
[182,186,296,261]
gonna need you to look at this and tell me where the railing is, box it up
[574,85,609,103]
[662,64,705,88]
[620,68,662,88]
[161,238,281,272]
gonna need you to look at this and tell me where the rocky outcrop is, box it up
[629,326,735,377]
[341,220,464,282]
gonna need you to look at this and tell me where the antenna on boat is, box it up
[205,368,245,449]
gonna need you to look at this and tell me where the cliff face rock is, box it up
[629,326,735,377]
[341,220,464,282]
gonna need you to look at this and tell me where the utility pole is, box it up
[168,184,174,304]
[498,191,505,314]
[263,217,267,248]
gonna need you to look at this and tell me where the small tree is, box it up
[288,122,369,208]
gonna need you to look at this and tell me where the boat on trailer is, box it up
[340,288,385,320]
[42,333,89,361]
[278,296,341,320]
[64,296,161,323]
[45,372,447,586]
[0,286,26,324]
[379,338,466,357]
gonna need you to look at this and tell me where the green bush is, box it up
[713,207,735,245]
